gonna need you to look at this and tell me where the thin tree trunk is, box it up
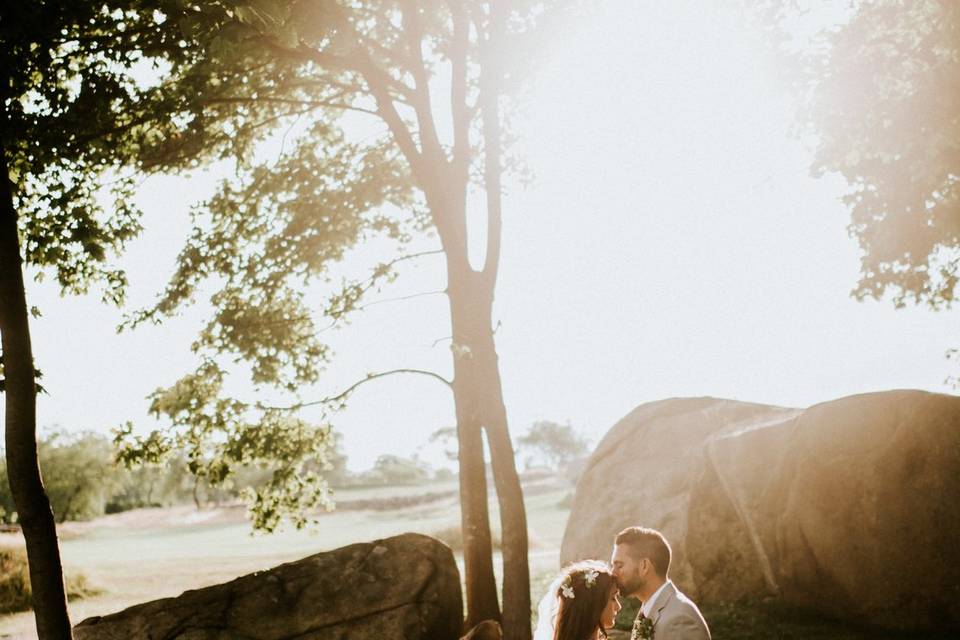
[450,272,531,640]
[454,396,500,627]
[475,4,532,634]
[365,5,529,626]
[0,136,73,639]
[192,477,202,510]
[446,238,501,628]
[479,352,530,640]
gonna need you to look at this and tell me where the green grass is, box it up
[701,600,955,640]
[606,595,954,639]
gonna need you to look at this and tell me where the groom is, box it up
[610,526,710,640]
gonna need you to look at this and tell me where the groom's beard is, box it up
[617,574,645,598]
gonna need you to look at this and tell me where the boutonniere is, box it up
[630,614,654,640]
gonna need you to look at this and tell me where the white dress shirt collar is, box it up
[640,580,672,619]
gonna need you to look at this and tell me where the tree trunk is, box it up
[478,352,530,640]
[474,5,532,635]
[453,387,500,628]
[0,138,74,638]
[380,5,530,628]
[447,261,530,639]
[440,189,501,626]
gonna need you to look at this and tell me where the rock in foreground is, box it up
[75,532,462,640]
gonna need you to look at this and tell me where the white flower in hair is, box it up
[583,569,600,587]
[561,583,575,599]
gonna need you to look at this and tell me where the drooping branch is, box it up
[354,288,447,311]
[202,96,381,117]
[325,249,445,314]
[307,250,446,334]
[265,368,453,412]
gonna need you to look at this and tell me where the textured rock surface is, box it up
[561,396,798,593]
[562,390,960,632]
[74,532,462,640]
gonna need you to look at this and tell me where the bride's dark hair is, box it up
[552,560,617,640]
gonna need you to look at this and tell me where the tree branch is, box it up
[202,96,380,117]
[265,368,452,411]
[478,3,505,287]
[355,288,446,311]
[448,0,472,178]
[401,0,446,166]
[254,34,415,102]
[354,53,431,185]
[251,25,436,199]
[316,249,445,329]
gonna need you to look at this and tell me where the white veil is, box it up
[532,574,563,640]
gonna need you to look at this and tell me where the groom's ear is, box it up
[639,557,652,575]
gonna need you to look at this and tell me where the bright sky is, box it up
[15,0,959,471]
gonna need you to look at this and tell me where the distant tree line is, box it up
[0,430,472,524]
[0,429,351,524]
[0,419,586,525]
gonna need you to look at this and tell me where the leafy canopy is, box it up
[116,0,551,532]
[788,0,960,309]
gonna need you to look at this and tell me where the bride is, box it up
[534,560,621,640]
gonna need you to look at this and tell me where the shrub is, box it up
[0,546,100,614]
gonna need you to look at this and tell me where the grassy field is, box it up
[0,479,571,639]
[0,479,951,639]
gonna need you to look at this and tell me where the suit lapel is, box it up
[650,582,676,627]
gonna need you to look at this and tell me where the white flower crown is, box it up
[559,568,602,600]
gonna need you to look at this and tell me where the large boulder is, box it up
[74,532,463,640]
[561,390,960,633]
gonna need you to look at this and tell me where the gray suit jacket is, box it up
[646,582,711,640]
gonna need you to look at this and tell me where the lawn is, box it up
[0,479,571,639]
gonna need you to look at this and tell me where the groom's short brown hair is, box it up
[615,526,671,578]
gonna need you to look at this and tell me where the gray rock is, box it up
[75,532,463,640]
[562,390,960,632]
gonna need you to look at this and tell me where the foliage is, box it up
[0,431,120,523]
[1,1,409,632]
[778,1,960,310]
[5,0,367,533]
[428,426,460,462]
[105,461,188,513]
[0,429,333,523]
[370,454,431,485]
[0,547,99,615]
[517,420,590,471]
[116,0,554,537]
[39,432,125,522]
[112,0,426,532]
[4,0,249,303]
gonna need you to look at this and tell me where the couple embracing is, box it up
[539,526,710,640]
